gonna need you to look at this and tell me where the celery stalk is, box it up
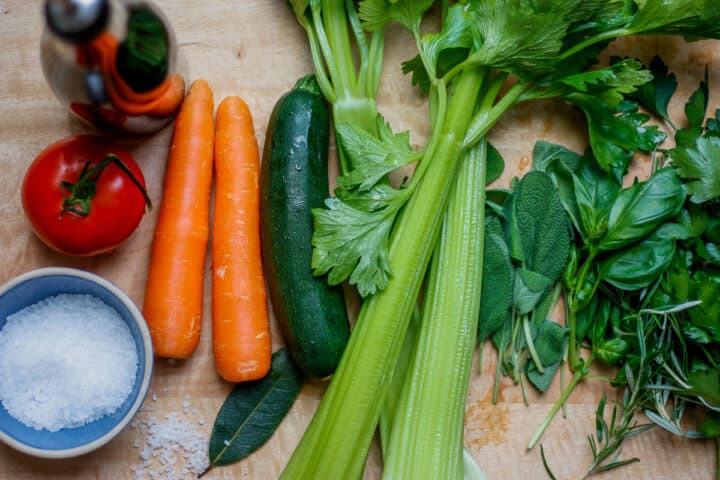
[281,68,485,480]
[383,139,487,480]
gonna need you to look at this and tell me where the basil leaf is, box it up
[595,338,630,365]
[208,349,303,468]
[599,232,676,291]
[599,168,685,251]
[572,163,620,241]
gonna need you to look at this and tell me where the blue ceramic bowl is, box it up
[0,267,153,458]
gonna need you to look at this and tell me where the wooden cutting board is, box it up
[0,1,718,478]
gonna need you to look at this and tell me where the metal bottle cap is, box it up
[45,0,109,43]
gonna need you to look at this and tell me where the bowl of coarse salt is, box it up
[0,267,153,458]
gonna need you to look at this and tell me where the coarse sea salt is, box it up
[0,294,138,431]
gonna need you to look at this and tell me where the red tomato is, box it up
[22,135,150,256]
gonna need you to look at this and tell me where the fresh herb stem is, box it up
[528,357,594,450]
[280,68,485,480]
[384,139,488,480]
[464,82,527,149]
[568,250,598,370]
[524,315,545,374]
[558,28,631,61]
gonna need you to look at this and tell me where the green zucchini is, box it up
[260,76,349,379]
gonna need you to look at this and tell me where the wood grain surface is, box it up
[0,1,719,479]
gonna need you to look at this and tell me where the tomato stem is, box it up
[60,153,152,218]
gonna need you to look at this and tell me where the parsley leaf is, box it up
[555,59,653,106]
[567,94,666,179]
[402,55,431,94]
[670,135,720,203]
[336,116,420,191]
[626,56,678,124]
[685,67,709,130]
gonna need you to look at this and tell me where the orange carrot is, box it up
[143,79,214,359]
[212,96,271,382]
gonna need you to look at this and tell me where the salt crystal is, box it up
[0,294,138,431]
[224,439,230,446]
[198,418,205,426]
[133,439,141,448]
[152,393,157,402]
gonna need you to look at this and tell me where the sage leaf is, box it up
[514,171,571,280]
[207,349,303,468]
[599,168,685,251]
[478,232,514,342]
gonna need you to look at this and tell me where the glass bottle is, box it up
[41,0,184,135]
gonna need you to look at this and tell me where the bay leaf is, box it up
[207,348,303,469]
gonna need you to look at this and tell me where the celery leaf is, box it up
[466,0,597,77]
[359,0,434,32]
[627,0,720,39]
[402,55,431,94]
[311,189,407,297]
[336,116,420,191]
[420,4,479,79]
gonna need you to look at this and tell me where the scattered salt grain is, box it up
[0,294,138,431]
[130,395,209,479]
[223,439,230,447]
[152,393,157,402]
[197,418,205,426]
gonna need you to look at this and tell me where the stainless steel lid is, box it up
[45,0,109,43]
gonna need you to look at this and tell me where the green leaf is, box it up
[527,360,562,392]
[599,168,685,251]
[532,141,583,173]
[402,55,432,94]
[420,4,478,79]
[311,190,405,297]
[465,0,598,78]
[572,161,620,241]
[545,158,585,239]
[567,94,666,178]
[676,204,709,237]
[599,231,676,290]
[208,349,303,467]
[359,0,434,32]
[699,412,720,438]
[685,68,709,129]
[706,109,720,136]
[486,142,505,185]
[627,55,678,122]
[575,296,599,342]
[626,0,720,39]
[478,232,514,341]
[670,135,720,203]
[687,369,720,406]
[336,116,420,191]
[595,337,630,365]
[554,59,653,107]
[514,268,553,315]
[514,171,571,280]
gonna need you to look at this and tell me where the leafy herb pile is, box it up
[528,58,720,477]
[282,1,720,479]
